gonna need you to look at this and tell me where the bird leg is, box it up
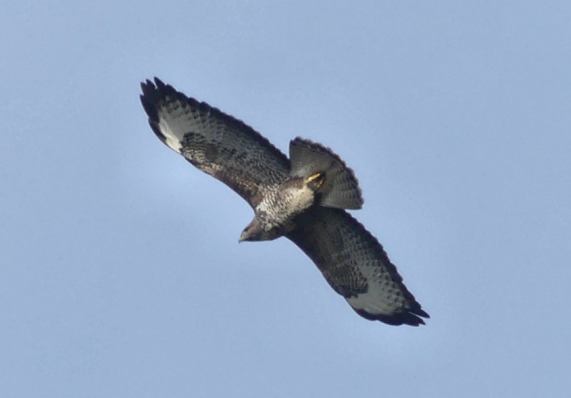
[305,172,325,190]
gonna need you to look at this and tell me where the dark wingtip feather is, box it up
[139,78,168,143]
[154,76,165,87]
[140,96,158,123]
[139,77,179,123]
[413,307,430,319]
[140,80,155,116]
[355,308,428,327]
[140,79,157,99]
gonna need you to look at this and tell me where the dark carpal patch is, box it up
[205,143,219,161]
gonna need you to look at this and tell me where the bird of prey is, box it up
[140,78,429,326]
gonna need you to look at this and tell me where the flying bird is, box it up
[140,78,429,326]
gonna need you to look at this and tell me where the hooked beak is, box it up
[239,231,248,243]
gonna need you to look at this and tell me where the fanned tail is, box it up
[289,138,363,209]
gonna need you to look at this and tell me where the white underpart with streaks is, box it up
[256,183,315,230]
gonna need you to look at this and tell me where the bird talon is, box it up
[305,172,324,189]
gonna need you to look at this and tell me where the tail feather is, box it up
[289,138,363,209]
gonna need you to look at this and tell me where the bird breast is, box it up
[256,179,316,229]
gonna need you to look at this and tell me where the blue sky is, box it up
[1,1,570,397]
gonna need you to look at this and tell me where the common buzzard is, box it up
[140,78,429,326]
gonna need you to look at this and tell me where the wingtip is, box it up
[414,308,430,319]
[139,78,162,124]
[139,77,167,94]
[154,76,165,88]
[140,78,157,99]
[354,307,429,327]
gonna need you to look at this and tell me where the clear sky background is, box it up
[1,1,570,397]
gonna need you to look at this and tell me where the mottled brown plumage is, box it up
[140,77,428,326]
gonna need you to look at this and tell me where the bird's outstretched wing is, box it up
[287,207,429,326]
[140,78,290,208]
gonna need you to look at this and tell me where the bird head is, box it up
[239,218,280,242]
[239,218,263,242]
